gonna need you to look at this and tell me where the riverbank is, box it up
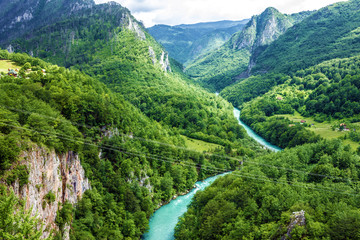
[143,172,230,240]
[234,108,282,152]
[143,107,282,240]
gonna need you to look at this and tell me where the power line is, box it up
[1,120,358,196]
[0,104,358,183]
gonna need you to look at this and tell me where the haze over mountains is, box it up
[148,19,249,65]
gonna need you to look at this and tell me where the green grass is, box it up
[275,111,360,150]
[0,60,18,73]
[182,135,223,152]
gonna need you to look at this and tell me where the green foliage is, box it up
[6,165,29,188]
[55,202,73,235]
[185,8,312,91]
[221,73,290,107]
[253,0,360,73]
[0,189,52,239]
[185,46,251,91]
[175,140,360,239]
[0,135,20,173]
[44,191,56,204]
[0,50,254,239]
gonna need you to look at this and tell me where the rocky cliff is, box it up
[185,8,313,90]
[231,8,293,51]
[11,146,90,239]
[0,0,95,43]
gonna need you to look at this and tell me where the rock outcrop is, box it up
[160,51,171,72]
[11,146,90,239]
[282,210,306,240]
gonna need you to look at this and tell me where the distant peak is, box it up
[105,1,121,6]
[262,7,281,15]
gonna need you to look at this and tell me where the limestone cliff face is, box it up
[11,146,90,239]
[282,210,306,240]
[159,51,172,72]
[231,7,293,52]
[0,0,95,43]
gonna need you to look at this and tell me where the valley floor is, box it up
[275,111,360,150]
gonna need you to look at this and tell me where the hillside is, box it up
[2,2,260,150]
[0,48,258,239]
[0,1,263,239]
[148,20,248,65]
[0,50,203,238]
[221,54,360,150]
[185,8,312,91]
[0,0,94,44]
[175,139,360,239]
[252,0,360,73]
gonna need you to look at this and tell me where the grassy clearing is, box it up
[0,60,18,73]
[275,111,359,150]
[182,135,222,152]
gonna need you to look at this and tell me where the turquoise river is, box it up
[143,107,281,240]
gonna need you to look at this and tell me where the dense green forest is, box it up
[185,8,312,91]
[220,54,360,149]
[8,3,256,149]
[175,140,360,239]
[4,0,360,239]
[0,50,260,239]
[253,0,360,73]
[221,74,290,108]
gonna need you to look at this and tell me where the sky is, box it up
[94,0,346,27]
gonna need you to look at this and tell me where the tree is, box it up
[0,190,51,240]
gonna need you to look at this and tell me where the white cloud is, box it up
[94,0,347,27]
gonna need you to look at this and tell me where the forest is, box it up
[2,0,360,239]
[175,140,360,239]
[0,50,260,239]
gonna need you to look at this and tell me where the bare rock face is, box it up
[6,44,14,53]
[160,51,172,72]
[149,46,157,64]
[11,146,90,239]
[233,7,293,52]
[127,16,146,40]
[282,210,306,240]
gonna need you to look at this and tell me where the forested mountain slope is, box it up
[0,0,94,44]
[252,0,360,73]
[3,2,259,151]
[175,139,360,239]
[221,54,360,150]
[185,8,312,91]
[148,20,248,65]
[0,49,257,239]
[0,1,264,238]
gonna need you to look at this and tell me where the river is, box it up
[142,172,229,240]
[143,105,281,240]
[233,108,282,152]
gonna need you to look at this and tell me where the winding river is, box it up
[234,108,282,152]
[143,105,281,240]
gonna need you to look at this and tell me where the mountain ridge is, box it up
[0,0,95,44]
[148,19,249,65]
[252,0,360,73]
[184,7,313,90]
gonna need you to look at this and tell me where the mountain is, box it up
[185,8,313,91]
[0,0,95,44]
[148,20,248,65]
[0,1,262,239]
[252,0,360,73]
